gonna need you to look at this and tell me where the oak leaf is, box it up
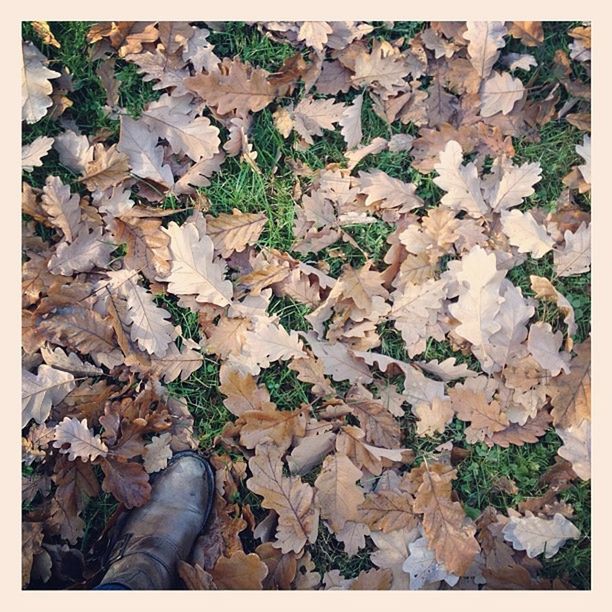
[80,143,130,192]
[502,512,580,559]
[117,115,174,188]
[464,21,507,80]
[339,93,363,150]
[219,365,271,416]
[41,176,81,243]
[206,209,267,258]
[290,97,346,144]
[370,528,419,589]
[22,365,76,427]
[553,223,591,278]
[402,536,459,590]
[448,246,505,371]
[100,458,151,509]
[359,490,418,533]
[501,209,553,258]
[48,225,114,275]
[352,39,410,91]
[530,276,577,346]
[22,136,54,172]
[161,221,233,306]
[449,386,509,444]
[211,551,269,590]
[480,71,524,117]
[140,94,220,162]
[143,432,173,473]
[53,417,108,462]
[556,420,590,481]
[246,445,319,554]
[433,140,488,217]
[185,59,275,116]
[359,170,422,212]
[314,454,365,533]
[411,462,480,575]
[22,41,60,123]
[508,22,544,46]
[528,322,570,376]
[486,159,542,212]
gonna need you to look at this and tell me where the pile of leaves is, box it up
[22,20,591,590]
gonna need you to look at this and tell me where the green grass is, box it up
[23,20,590,590]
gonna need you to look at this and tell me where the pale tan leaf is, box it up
[80,143,130,192]
[502,512,580,559]
[352,39,410,91]
[501,209,554,258]
[117,115,174,188]
[530,276,577,344]
[359,170,422,211]
[143,432,173,473]
[53,417,108,461]
[22,42,60,123]
[40,345,104,376]
[547,339,590,428]
[487,160,542,212]
[464,21,507,80]
[553,223,591,278]
[402,536,459,590]
[433,140,488,217]
[297,21,333,51]
[141,93,220,162]
[412,462,480,575]
[53,130,92,173]
[206,209,267,258]
[219,365,271,416]
[291,97,345,145]
[528,322,570,376]
[359,490,418,533]
[185,59,275,116]
[414,397,455,437]
[314,454,364,533]
[557,420,590,481]
[123,276,175,357]
[41,176,81,243]
[22,136,54,172]
[160,221,233,306]
[48,225,114,275]
[370,527,419,589]
[480,71,524,117]
[448,246,505,370]
[303,332,373,384]
[246,445,319,554]
[22,365,76,427]
[340,93,363,150]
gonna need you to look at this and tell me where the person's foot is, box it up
[97,451,215,590]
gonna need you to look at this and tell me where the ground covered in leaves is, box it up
[22,21,591,590]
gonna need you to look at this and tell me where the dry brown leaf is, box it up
[547,339,590,428]
[359,490,418,533]
[206,209,267,258]
[412,462,480,575]
[22,42,60,123]
[314,454,365,533]
[246,445,319,554]
[186,59,275,116]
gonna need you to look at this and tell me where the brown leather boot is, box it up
[97,451,214,590]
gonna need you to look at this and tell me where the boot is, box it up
[97,451,215,590]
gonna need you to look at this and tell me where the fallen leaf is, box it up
[22,41,60,123]
[53,417,108,462]
[502,512,580,559]
[161,220,233,306]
